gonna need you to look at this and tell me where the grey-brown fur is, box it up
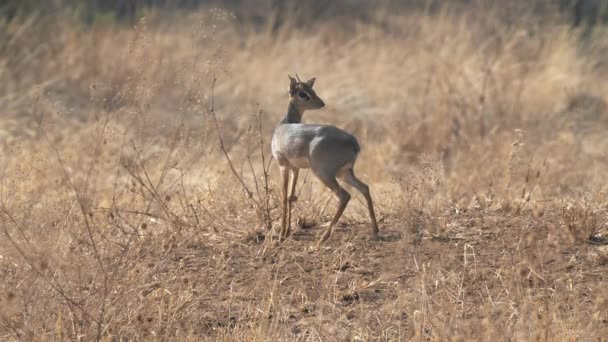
[271,75,379,244]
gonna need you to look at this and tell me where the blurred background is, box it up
[2,0,608,25]
[2,0,608,198]
[2,0,608,28]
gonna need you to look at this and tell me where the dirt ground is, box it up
[109,206,608,340]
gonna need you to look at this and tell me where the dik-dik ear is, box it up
[288,75,297,96]
[306,77,316,88]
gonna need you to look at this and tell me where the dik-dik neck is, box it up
[280,102,304,124]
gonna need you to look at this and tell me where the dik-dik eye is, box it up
[297,91,310,100]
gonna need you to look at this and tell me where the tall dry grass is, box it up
[1,2,608,340]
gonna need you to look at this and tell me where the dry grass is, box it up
[1,2,608,340]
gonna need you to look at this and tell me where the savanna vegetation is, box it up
[1,0,608,340]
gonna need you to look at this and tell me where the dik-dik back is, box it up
[272,124,360,171]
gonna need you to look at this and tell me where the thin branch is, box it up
[207,76,253,200]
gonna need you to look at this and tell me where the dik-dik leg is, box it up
[279,166,290,238]
[289,168,299,203]
[316,176,351,244]
[340,168,379,239]
[286,168,299,236]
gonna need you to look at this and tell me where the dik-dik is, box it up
[271,75,379,243]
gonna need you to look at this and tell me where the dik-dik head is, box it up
[288,74,325,111]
